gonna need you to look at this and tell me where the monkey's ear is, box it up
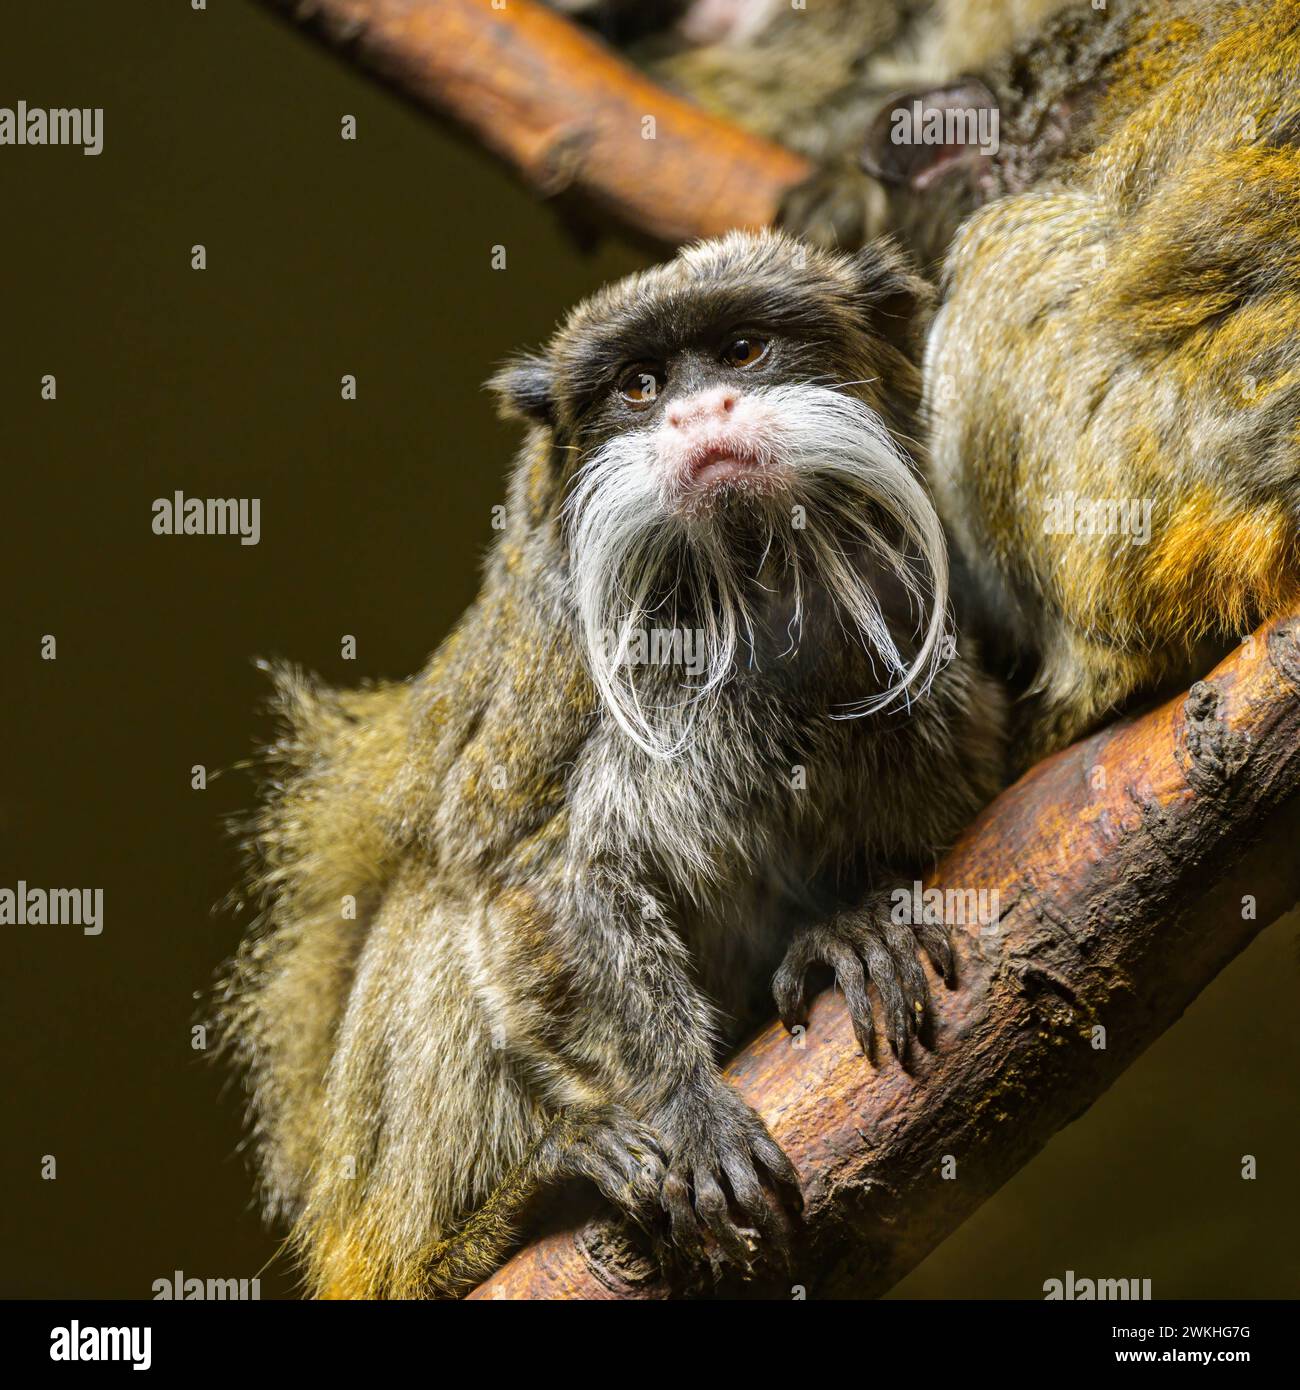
[861,79,1001,192]
[849,240,933,357]
[488,353,556,427]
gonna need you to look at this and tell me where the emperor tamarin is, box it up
[219,230,1006,1298]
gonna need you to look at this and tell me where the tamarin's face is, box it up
[491,230,948,753]
[496,229,925,513]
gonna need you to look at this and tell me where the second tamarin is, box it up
[220,230,1006,1298]
[886,0,1300,758]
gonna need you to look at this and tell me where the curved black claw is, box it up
[652,1081,803,1277]
[773,893,953,1060]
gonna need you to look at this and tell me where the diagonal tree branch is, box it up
[255,0,813,244]
[470,607,1300,1298]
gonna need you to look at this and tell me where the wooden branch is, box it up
[256,0,813,244]
[470,605,1300,1298]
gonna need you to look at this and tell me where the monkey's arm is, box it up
[486,873,801,1266]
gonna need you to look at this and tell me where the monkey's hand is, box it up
[773,890,955,1060]
[650,1079,803,1273]
[537,1103,667,1232]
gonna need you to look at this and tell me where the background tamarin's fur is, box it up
[219,231,1006,1299]
[919,0,1300,756]
[600,0,1075,251]
[626,0,1073,160]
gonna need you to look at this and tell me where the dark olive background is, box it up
[2,1,1295,1300]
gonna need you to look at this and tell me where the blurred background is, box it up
[2,0,1295,1299]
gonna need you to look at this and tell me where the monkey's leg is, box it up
[458,880,804,1275]
[298,878,673,1299]
[296,878,555,1300]
[415,1103,664,1298]
[772,881,954,1062]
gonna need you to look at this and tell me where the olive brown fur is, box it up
[217,230,1006,1299]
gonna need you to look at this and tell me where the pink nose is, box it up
[667,386,738,429]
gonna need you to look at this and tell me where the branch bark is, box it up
[256,0,813,244]
[470,606,1300,1298]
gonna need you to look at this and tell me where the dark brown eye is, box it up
[721,337,769,369]
[617,364,666,405]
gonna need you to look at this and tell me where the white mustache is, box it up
[563,384,950,758]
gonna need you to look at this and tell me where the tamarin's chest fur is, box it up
[323,533,984,1030]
